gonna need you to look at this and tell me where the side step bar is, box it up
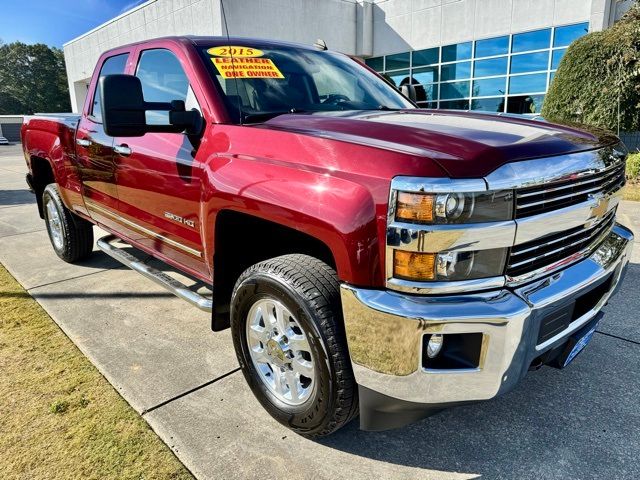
[97,234,213,312]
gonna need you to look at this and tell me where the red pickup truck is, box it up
[21,36,633,436]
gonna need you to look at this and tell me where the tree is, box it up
[0,42,71,114]
[541,3,640,133]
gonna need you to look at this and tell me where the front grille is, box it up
[507,210,616,278]
[515,162,626,219]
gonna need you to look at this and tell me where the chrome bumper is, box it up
[341,224,633,405]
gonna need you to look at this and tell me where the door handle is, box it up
[76,138,92,147]
[113,144,132,156]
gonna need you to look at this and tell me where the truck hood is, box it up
[261,110,618,178]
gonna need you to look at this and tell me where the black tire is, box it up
[231,254,358,437]
[42,183,94,263]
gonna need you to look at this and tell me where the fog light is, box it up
[426,334,444,358]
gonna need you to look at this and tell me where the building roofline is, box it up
[63,0,157,47]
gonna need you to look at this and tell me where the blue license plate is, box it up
[562,324,598,367]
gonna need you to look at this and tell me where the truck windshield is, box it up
[200,45,415,123]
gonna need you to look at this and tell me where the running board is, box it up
[97,234,213,312]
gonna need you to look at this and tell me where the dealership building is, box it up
[63,0,634,115]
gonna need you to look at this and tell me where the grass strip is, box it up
[0,264,193,480]
[623,183,640,201]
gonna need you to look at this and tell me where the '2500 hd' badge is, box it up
[164,212,196,228]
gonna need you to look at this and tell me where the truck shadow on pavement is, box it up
[0,188,36,207]
[318,262,640,478]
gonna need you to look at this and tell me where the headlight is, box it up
[393,249,508,282]
[395,190,513,224]
[387,179,516,289]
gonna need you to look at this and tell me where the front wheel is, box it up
[231,254,358,437]
[43,184,94,263]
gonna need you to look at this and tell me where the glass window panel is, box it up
[551,48,567,70]
[413,48,439,66]
[137,49,189,104]
[442,42,472,62]
[440,99,470,110]
[475,36,509,58]
[385,69,411,88]
[385,52,410,70]
[471,97,505,112]
[554,23,589,47]
[509,73,547,94]
[414,83,438,103]
[136,49,193,125]
[472,77,507,97]
[440,81,470,99]
[550,72,556,84]
[91,53,128,121]
[365,57,384,72]
[512,28,551,53]
[474,57,508,78]
[507,94,545,114]
[412,66,438,84]
[441,62,471,81]
[510,51,549,74]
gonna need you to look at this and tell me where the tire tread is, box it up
[43,184,94,263]
[233,254,358,437]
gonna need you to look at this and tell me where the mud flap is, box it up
[358,385,445,431]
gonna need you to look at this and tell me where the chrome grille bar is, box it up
[507,212,616,277]
[510,212,614,257]
[515,162,625,218]
[516,163,624,199]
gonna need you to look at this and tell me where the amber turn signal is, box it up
[393,250,436,281]
[396,192,434,223]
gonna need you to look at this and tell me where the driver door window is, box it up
[136,49,200,124]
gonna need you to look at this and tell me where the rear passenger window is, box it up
[136,49,199,125]
[91,54,128,122]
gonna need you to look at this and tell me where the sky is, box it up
[0,0,148,48]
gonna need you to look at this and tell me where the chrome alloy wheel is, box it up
[45,197,64,250]
[246,298,316,406]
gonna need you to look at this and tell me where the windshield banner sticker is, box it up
[207,46,264,57]
[208,46,284,79]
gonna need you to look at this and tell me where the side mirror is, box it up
[400,84,417,103]
[100,74,203,137]
[100,75,147,137]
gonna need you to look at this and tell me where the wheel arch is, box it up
[29,155,56,218]
[211,209,340,331]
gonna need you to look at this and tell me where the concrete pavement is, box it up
[1,143,639,479]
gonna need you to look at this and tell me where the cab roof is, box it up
[105,35,324,54]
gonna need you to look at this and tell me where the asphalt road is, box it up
[1,144,639,479]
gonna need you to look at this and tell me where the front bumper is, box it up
[341,224,633,427]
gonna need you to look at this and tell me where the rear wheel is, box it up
[43,184,94,263]
[231,254,358,437]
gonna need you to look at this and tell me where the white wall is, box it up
[369,0,595,56]
[222,0,358,55]
[64,0,222,112]
[63,0,359,112]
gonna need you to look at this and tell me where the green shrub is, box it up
[542,3,640,132]
[49,399,69,414]
[627,152,640,181]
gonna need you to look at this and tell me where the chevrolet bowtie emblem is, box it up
[589,195,610,221]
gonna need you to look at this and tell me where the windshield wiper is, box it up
[241,108,308,124]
